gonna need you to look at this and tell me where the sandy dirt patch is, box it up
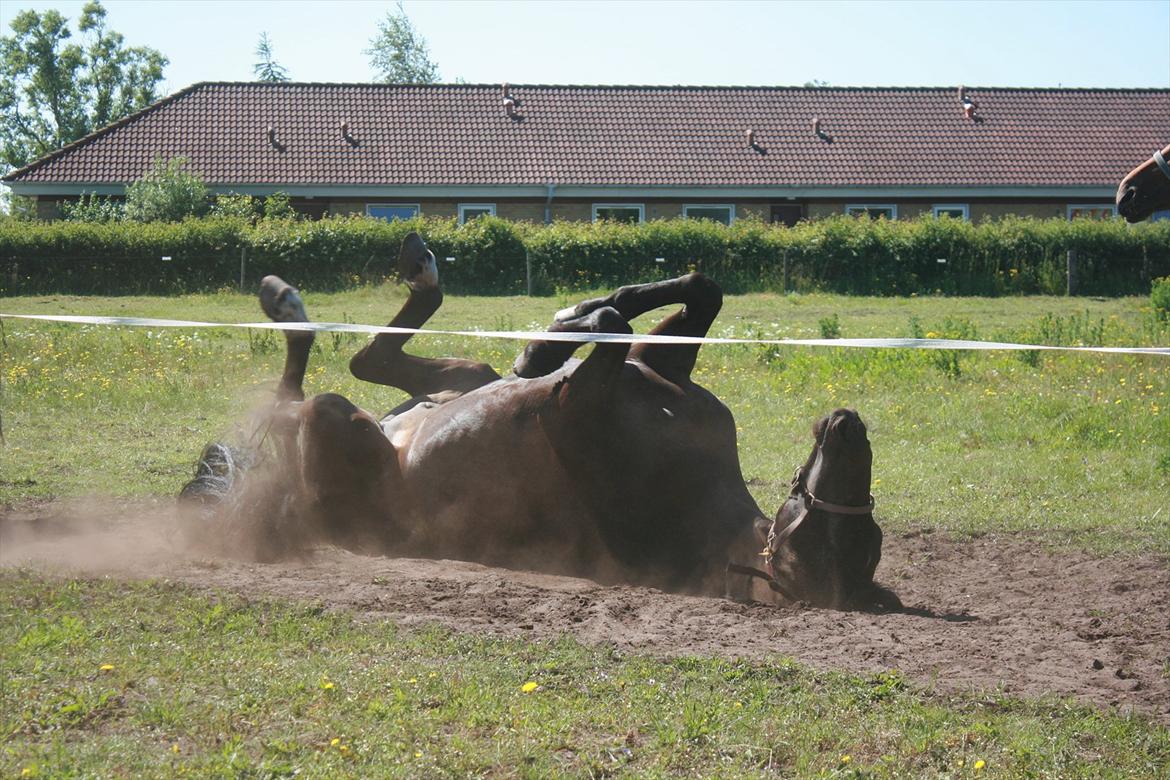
[2,498,1167,724]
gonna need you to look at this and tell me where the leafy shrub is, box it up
[262,192,296,220]
[818,314,841,339]
[123,157,210,222]
[909,315,978,378]
[1152,276,1170,321]
[0,217,247,294]
[60,193,124,223]
[211,194,260,222]
[2,214,1169,296]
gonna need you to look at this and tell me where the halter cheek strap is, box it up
[1154,149,1170,182]
[767,485,876,553]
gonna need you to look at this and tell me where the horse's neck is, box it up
[805,450,871,506]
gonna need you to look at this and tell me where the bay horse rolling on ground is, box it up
[1116,144,1170,222]
[182,233,898,610]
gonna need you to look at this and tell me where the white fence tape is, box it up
[1,312,1167,356]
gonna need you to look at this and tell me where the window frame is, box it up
[844,203,898,219]
[682,203,736,225]
[365,203,420,221]
[932,203,969,220]
[591,203,645,224]
[458,203,496,224]
[1066,204,1118,220]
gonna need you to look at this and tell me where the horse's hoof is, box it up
[259,276,308,323]
[553,295,607,323]
[397,232,438,291]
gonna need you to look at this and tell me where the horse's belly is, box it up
[394,404,599,568]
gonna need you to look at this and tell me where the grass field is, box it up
[3,572,1167,779]
[3,285,1168,553]
[1,285,1168,776]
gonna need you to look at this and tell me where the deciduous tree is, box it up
[0,1,167,170]
[123,156,208,222]
[365,1,439,84]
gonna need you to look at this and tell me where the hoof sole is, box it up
[259,275,308,323]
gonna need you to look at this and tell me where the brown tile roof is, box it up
[5,82,1168,189]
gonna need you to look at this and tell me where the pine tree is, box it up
[253,32,289,82]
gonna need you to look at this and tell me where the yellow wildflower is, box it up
[521,681,539,693]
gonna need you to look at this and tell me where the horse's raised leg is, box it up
[259,275,314,402]
[256,277,402,552]
[349,232,501,397]
[515,273,722,384]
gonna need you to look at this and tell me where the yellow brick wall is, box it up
[807,200,1073,221]
[36,198,64,220]
[496,201,546,222]
[315,197,1085,224]
[970,202,1065,221]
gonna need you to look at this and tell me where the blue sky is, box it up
[1,0,1167,93]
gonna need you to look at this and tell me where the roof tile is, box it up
[5,83,1167,188]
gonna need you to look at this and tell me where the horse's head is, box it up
[809,408,873,498]
[1116,145,1170,223]
[753,409,900,611]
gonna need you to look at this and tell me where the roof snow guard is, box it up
[5,82,1168,190]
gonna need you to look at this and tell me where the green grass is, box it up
[2,287,1169,776]
[2,286,1168,554]
[2,572,1166,779]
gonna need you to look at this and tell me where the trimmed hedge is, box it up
[2,214,1168,297]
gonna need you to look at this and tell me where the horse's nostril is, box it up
[1119,187,1137,206]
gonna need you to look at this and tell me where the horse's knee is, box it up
[348,349,380,384]
[680,272,722,315]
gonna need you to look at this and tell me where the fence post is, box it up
[1066,249,1077,296]
[782,250,790,293]
[240,247,246,293]
[525,249,532,296]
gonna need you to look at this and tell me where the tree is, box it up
[365,2,439,84]
[123,156,208,222]
[0,1,167,170]
[253,31,289,82]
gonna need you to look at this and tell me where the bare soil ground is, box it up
[2,498,1167,724]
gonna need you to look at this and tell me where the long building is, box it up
[4,82,1167,223]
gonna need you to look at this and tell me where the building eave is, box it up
[8,182,1119,199]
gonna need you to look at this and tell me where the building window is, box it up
[1067,204,1117,220]
[932,203,969,220]
[592,204,644,223]
[845,204,897,219]
[683,204,735,225]
[367,203,419,221]
[458,203,496,224]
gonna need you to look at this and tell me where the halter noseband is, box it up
[763,466,875,560]
[1154,149,1170,182]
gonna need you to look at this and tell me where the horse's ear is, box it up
[812,415,829,441]
[754,516,771,546]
